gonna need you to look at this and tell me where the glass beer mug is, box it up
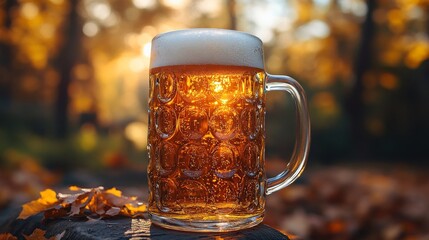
[147,29,310,232]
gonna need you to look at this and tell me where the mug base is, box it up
[149,212,264,232]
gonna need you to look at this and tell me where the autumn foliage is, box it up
[18,186,146,220]
[0,229,64,240]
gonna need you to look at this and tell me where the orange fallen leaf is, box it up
[105,187,122,196]
[122,203,147,217]
[18,189,59,219]
[23,228,46,240]
[0,233,18,240]
[18,186,147,220]
[23,229,64,240]
[68,186,81,191]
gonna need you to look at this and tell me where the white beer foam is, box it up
[150,29,264,69]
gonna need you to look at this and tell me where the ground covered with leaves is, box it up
[18,186,146,220]
[264,163,429,240]
[1,159,428,240]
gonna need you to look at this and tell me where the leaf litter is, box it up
[3,186,147,240]
[18,186,147,220]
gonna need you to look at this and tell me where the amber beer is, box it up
[148,64,266,224]
[148,29,310,232]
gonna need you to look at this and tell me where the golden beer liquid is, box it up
[148,64,266,221]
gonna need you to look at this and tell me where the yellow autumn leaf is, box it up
[105,187,122,197]
[122,203,147,217]
[18,189,59,219]
[18,186,147,220]
[68,186,81,191]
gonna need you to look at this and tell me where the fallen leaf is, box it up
[23,228,46,240]
[0,233,18,240]
[122,203,147,217]
[105,187,122,197]
[23,229,64,240]
[105,207,121,216]
[69,191,93,216]
[44,208,68,219]
[18,189,59,219]
[18,186,147,220]
[68,186,81,191]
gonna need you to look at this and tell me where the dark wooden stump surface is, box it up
[1,207,291,240]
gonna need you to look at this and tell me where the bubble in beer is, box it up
[155,178,180,213]
[243,142,260,177]
[177,180,208,214]
[178,75,207,103]
[179,106,209,139]
[178,143,208,178]
[241,106,260,139]
[212,143,238,179]
[155,106,177,138]
[240,179,260,211]
[210,178,238,214]
[209,75,240,103]
[210,106,238,140]
[157,73,177,103]
[242,74,259,102]
[157,141,177,175]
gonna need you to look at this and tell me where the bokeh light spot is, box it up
[21,2,39,19]
[91,1,111,20]
[83,22,99,37]
[132,0,156,9]
[379,73,398,90]
[125,122,148,150]
[161,0,189,9]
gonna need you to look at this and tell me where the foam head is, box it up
[150,29,264,69]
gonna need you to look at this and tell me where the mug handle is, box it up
[265,74,311,195]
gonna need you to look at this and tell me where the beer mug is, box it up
[147,29,310,232]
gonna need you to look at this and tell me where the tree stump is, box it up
[1,207,291,240]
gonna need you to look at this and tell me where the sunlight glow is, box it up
[254,28,274,43]
[129,57,145,72]
[194,0,222,17]
[212,81,223,93]
[161,0,189,9]
[338,0,367,17]
[296,20,330,40]
[132,0,156,9]
[241,0,293,43]
[142,42,152,58]
[314,0,331,7]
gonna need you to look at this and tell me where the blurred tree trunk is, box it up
[55,0,81,138]
[347,0,376,157]
[227,0,237,30]
[0,0,18,105]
